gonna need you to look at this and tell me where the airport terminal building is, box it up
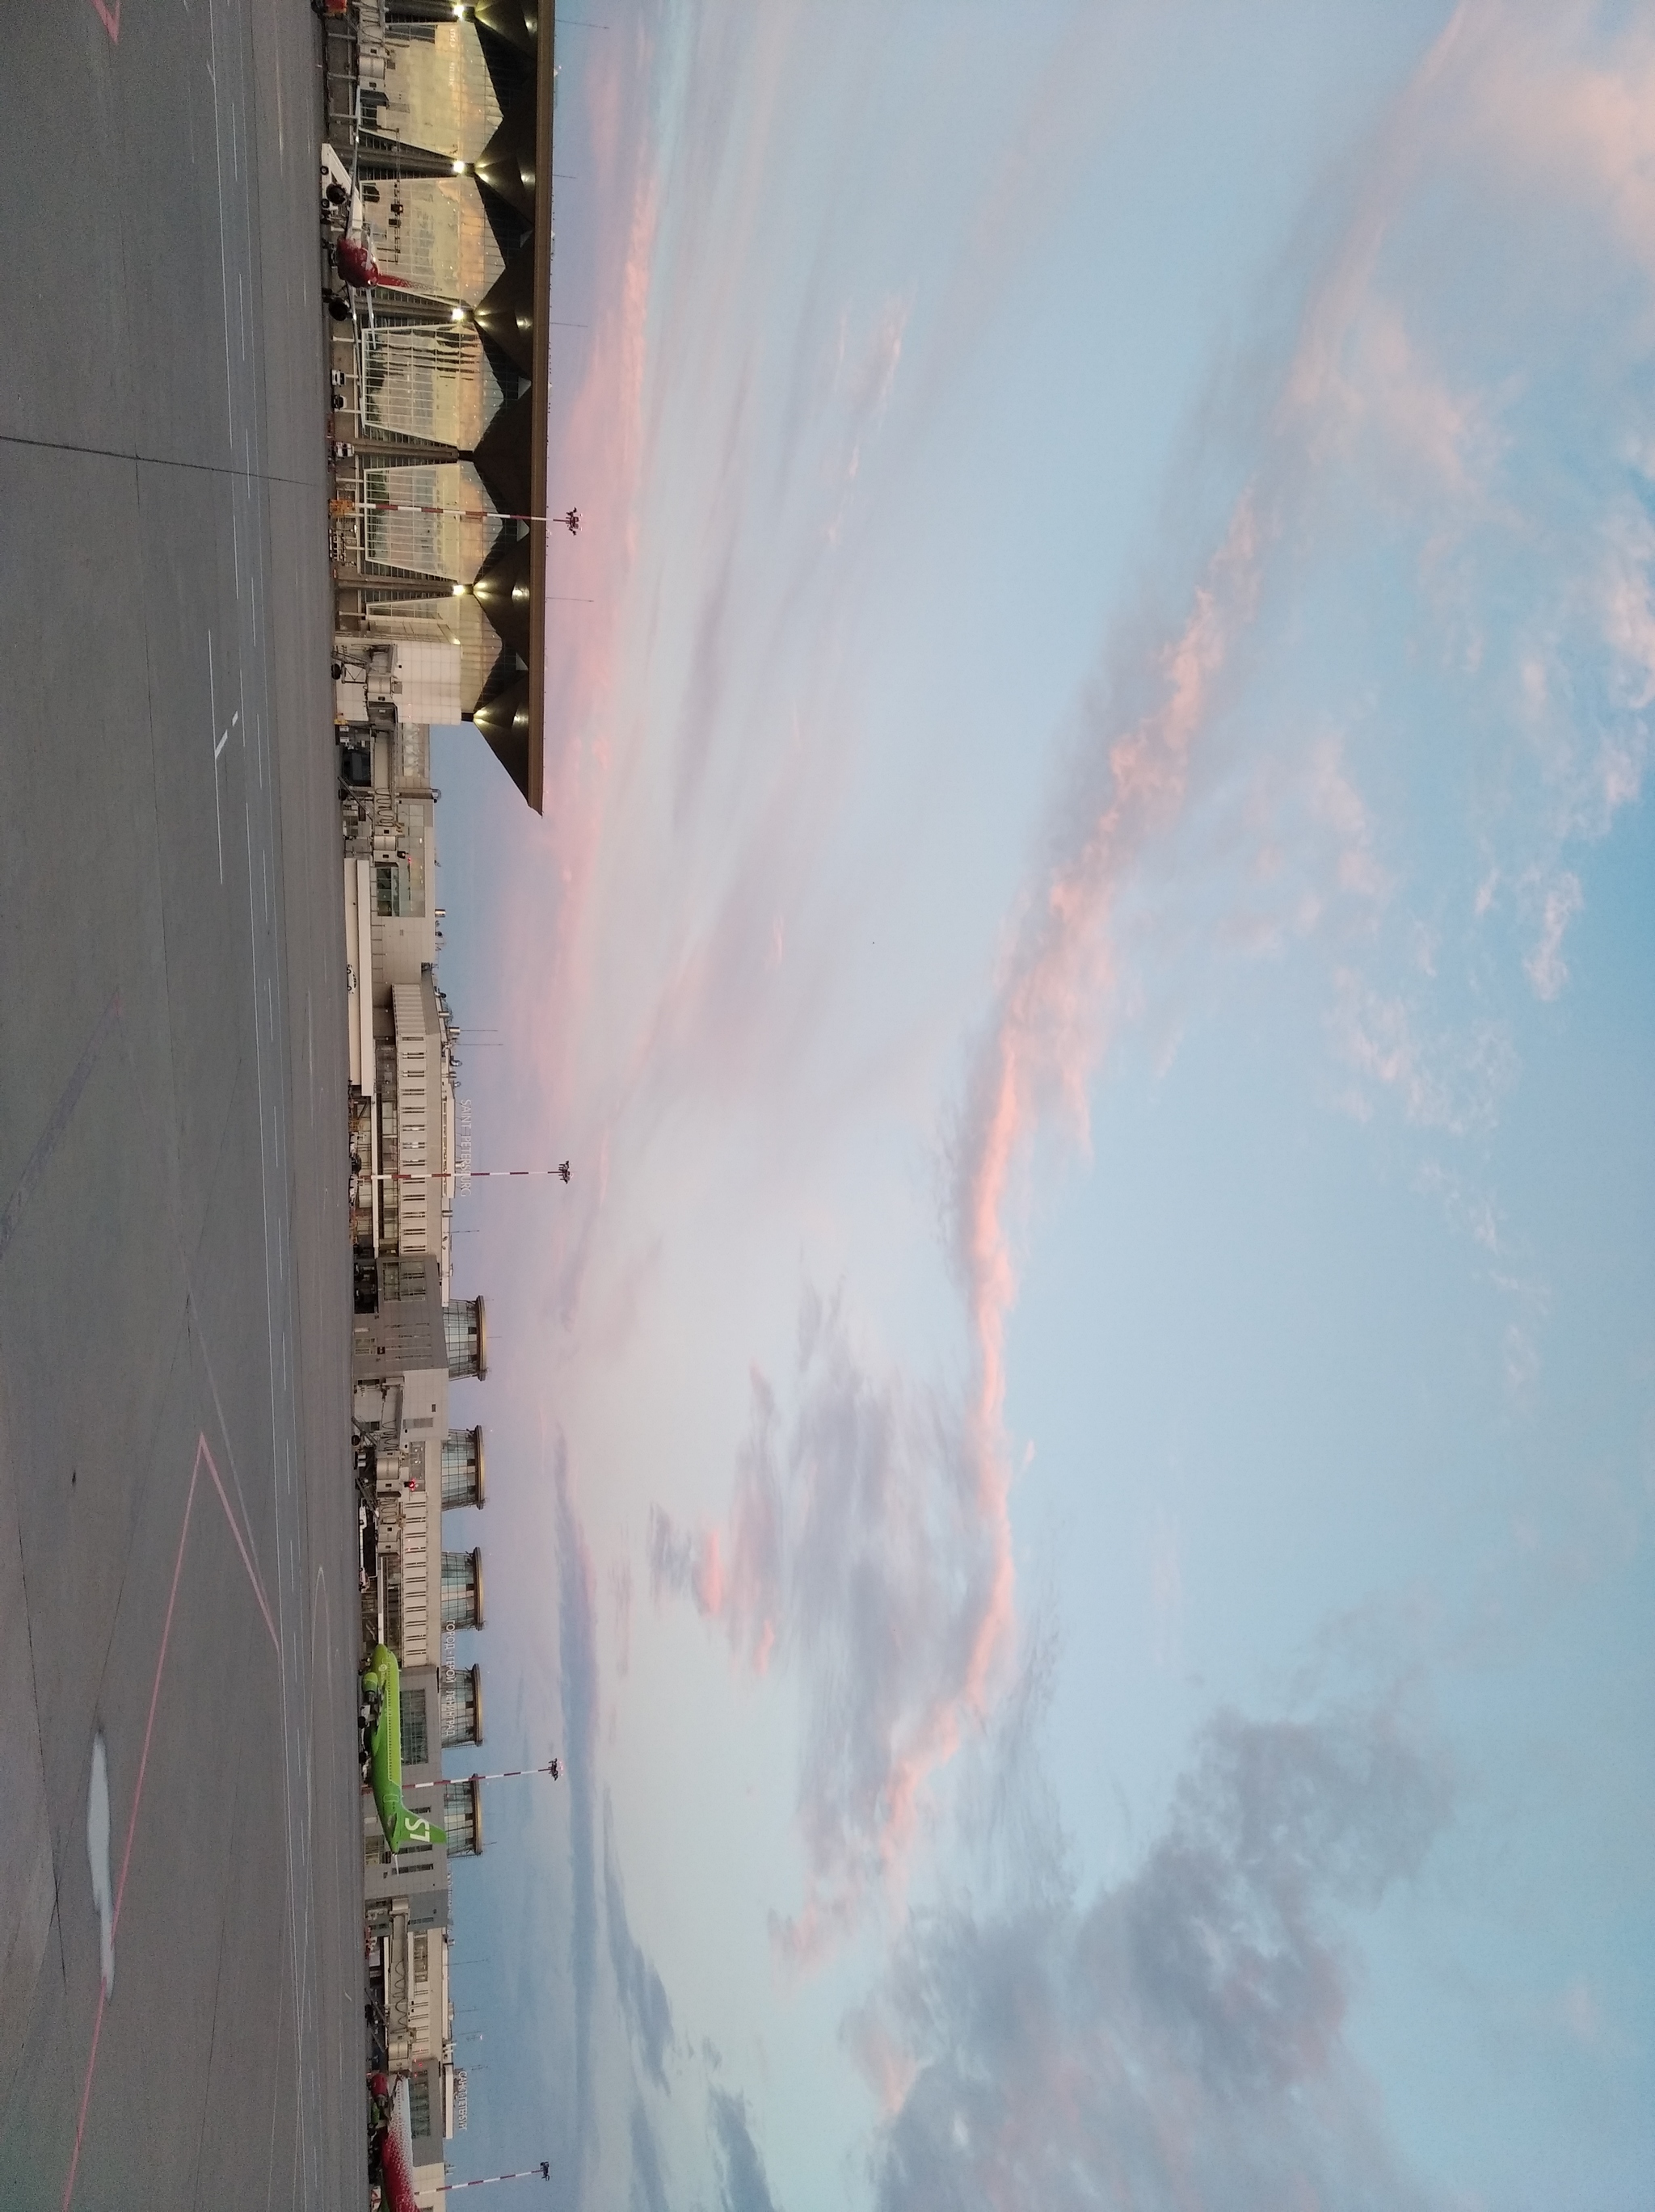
[327,0,563,810]
[318,9,567,2200]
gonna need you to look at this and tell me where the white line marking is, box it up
[191,1299,270,1597]
[86,1736,114,1997]
[208,629,225,885]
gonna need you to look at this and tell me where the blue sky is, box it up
[428,6,1655,2207]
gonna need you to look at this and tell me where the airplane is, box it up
[368,2071,419,2212]
[322,135,411,305]
[320,140,361,237]
[361,1642,447,1852]
[335,233,412,293]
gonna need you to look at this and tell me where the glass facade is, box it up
[440,1427,482,1509]
[440,1549,480,1630]
[442,1297,485,1378]
[443,1779,480,1855]
[440,1663,481,1746]
[399,1685,429,1768]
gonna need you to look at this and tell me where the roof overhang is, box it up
[525,14,558,812]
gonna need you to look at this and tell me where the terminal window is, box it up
[400,1686,430,1768]
[375,862,410,916]
[440,1552,478,1629]
[440,1432,477,1508]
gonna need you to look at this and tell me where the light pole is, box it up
[401,1758,562,1793]
[445,2164,551,2189]
[367,1163,571,1185]
[349,501,583,532]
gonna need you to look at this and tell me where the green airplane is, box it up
[361,1643,447,1852]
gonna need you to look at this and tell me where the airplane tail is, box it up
[388,1796,447,1850]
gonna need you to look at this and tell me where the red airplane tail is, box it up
[336,238,414,291]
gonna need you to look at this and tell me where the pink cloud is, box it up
[949,489,1265,1684]
[807,2,1607,1901]
[554,0,1655,1970]
[651,1297,1016,1961]
[649,1372,782,1680]
[489,29,661,1145]
[638,503,1269,1961]
[1451,5,1655,278]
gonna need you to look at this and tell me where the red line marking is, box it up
[112,1444,205,1935]
[61,1445,198,2209]
[88,0,120,40]
[61,1986,108,2212]
[61,1433,281,2207]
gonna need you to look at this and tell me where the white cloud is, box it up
[1523,872,1584,1001]
[1329,971,1518,1136]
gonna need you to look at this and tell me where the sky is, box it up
[427,5,1655,2207]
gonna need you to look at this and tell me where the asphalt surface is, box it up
[0,4,364,2206]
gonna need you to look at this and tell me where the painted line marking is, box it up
[208,633,225,883]
[0,995,121,1267]
[211,699,240,883]
[61,1434,278,2210]
[86,1739,113,1996]
[0,431,314,494]
[61,1440,200,2212]
[192,1307,272,1608]
[200,1440,279,1652]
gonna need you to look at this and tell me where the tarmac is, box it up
[0,3,364,2206]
